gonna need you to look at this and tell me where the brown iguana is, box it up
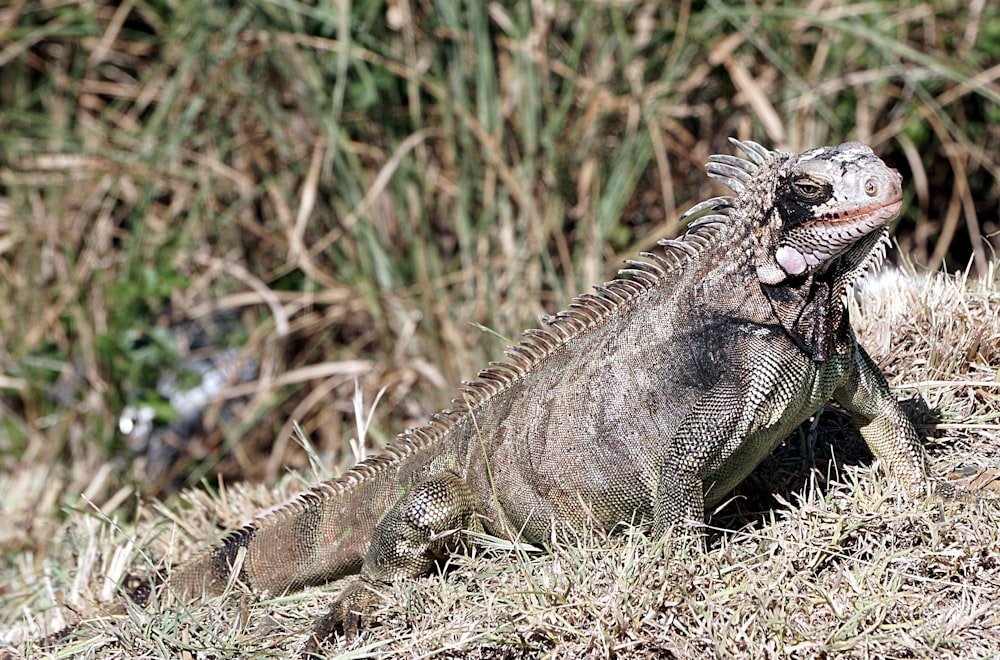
[52,139,964,652]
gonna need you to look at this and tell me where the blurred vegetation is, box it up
[0,0,998,515]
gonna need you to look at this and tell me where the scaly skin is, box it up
[112,140,937,652]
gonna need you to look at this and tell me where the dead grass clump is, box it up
[4,268,999,658]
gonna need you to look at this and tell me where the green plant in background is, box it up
[0,0,997,505]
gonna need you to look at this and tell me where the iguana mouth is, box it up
[819,196,901,230]
[863,198,902,220]
[850,197,902,224]
[777,194,901,276]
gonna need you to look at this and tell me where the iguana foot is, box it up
[941,466,1000,499]
[301,577,388,657]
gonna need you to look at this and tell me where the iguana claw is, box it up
[302,578,388,656]
[943,466,1000,499]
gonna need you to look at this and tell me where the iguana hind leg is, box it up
[306,471,478,649]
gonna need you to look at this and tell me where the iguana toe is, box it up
[302,578,388,656]
[942,466,1000,500]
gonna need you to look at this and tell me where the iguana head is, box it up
[686,139,904,360]
[769,141,902,279]
[704,139,903,287]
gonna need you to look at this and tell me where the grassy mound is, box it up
[5,267,999,658]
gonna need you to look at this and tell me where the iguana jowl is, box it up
[135,139,926,647]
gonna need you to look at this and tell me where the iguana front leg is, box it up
[653,381,748,536]
[833,344,927,495]
[305,471,478,651]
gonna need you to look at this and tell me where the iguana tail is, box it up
[156,430,450,603]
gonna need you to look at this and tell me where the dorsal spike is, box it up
[686,214,731,231]
[706,162,752,184]
[506,344,540,361]
[729,138,775,165]
[606,279,647,297]
[618,268,661,285]
[523,328,558,347]
[638,251,678,272]
[578,293,616,314]
[705,169,746,194]
[655,238,697,257]
[593,284,628,304]
[623,258,666,276]
[679,196,736,225]
[708,154,758,174]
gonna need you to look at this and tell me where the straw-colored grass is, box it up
[4,267,999,659]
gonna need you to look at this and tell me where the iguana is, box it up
[48,139,963,652]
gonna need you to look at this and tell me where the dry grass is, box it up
[3,266,999,659]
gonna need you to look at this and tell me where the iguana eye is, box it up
[791,177,826,201]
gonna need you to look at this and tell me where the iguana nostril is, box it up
[864,178,879,196]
